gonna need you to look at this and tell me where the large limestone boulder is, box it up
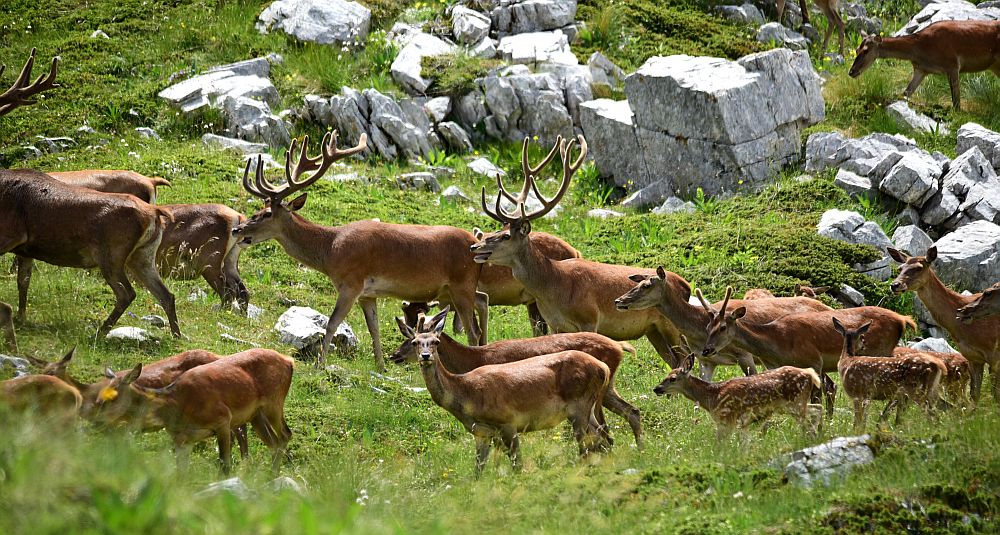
[886,100,949,135]
[497,31,577,66]
[871,151,942,208]
[391,31,455,94]
[896,0,1000,36]
[756,22,809,50]
[158,58,278,114]
[933,220,1000,291]
[275,306,358,353]
[452,6,491,45]
[257,0,371,45]
[579,99,650,188]
[491,0,578,36]
[220,96,291,150]
[922,147,1000,228]
[957,122,1000,171]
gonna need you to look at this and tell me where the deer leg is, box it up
[451,290,483,346]
[0,302,16,352]
[174,441,193,474]
[321,287,362,368]
[234,424,249,460]
[969,361,984,403]
[990,362,1000,404]
[903,69,928,99]
[798,0,810,25]
[127,250,180,337]
[359,297,384,372]
[474,290,489,344]
[947,69,962,110]
[776,0,786,23]
[223,247,250,311]
[852,398,867,431]
[500,427,520,471]
[14,256,32,323]
[737,351,757,376]
[473,432,493,477]
[835,10,845,57]
[527,302,548,336]
[570,411,597,456]
[646,329,681,368]
[216,426,233,475]
[697,358,718,381]
[201,263,230,307]
[603,386,642,449]
[97,261,137,336]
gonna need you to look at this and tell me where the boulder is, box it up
[195,477,253,500]
[257,0,371,45]
[892,225,934,256]
[652,196,697,215]
[716,3,765,24]
[468,157,506,179]
[437,121,474,153]
[621,179,673,211]
[579,99,650,188]
[957,122,1000,170]
[775,435,875,487]
[923,147,1000,228]
[932,220,1000,291]
[907,337,958,353]
[833,169,875,199]
[201,133,269,154]
[135,127,160,140]
[756,22,810,50]
[873,151,942,208]
[804,131,848,173]
[835,133,921,177]
[886,100,949,135]
[391,32,455,94]
[452,5,491,45]
[491,0,578,36]
[477,71,574,145]
[220,95,291,150]
[817,209,893,280]
[423,96,451,124]
[835,284,866,307]
[471,36,499,59]
[158,58,279,114]
[365,89,434,161]
[396,172,441,192]
[896,0,1000,36]
[274,306,358,353]
[497,31,577,66]
[105,327,153,342]
[440,185,472,203]
[588,51,625,96]
[587,208,624,219]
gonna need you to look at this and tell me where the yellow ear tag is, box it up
[99,387,119,402]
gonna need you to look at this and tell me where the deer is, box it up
[470,136,684,368]
[698,286,915,417]
[888,246,1000,402]
[834,318,945,431]
[795,284,831,300]
[777,0,845,57]
[653,337,822,444]
[411,308,610,476]
[893,346,971,407]
[956,281,1000,322]
[233,131,488,370]
[743,288,776,300]
[392,306,642,448]
[0,373,81,421]
[101,349,294,474]
[849,21,1000,111]
[613,267,833,380]
[45,170,170,204]
[0,301,14,352]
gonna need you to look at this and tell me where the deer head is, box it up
[849,32,882,78]
[470,135,586,267]
[232,131,367,245]
[698,287,744,357]
[832,317,872,357]
[392,306,449,367]
[89,364,151,428]
[615,266,671,311]
[956,281,1000,322]
[0,48,59,118]
[652,336,697,396]
[887,246,937,294]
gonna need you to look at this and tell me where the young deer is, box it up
[849,21,1000,110]
[392,307,642,448]
[893,347,971,407]
[0,301,15,352]
[413,309,610,476]
[471,137,684,368]
[103,349,294,474]
[698,287,915,417]
[614,269,832,380]
[834,318,945,431]
[233,132,487,370]
[653,338,822,443]
[888,246,1000,401]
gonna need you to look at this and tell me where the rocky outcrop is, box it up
[886,100,949,135]
[391,29,455,95]
[896,0,1000,36]
[452,6,492,45]
[817,209,893,280]
[774,435,876,488]
[932,220,1000,291]
[257,0,371,45]
[716,3,765,24]
[491,0,578,36]
[756,22,809,50]
[578,99,649,187]
[957,122,1000,171]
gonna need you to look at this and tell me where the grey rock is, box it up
[497,31,577,66]
[829,132,920,176]
[933,220,1000,291]
[141,314,167,328]
[452,5,491,45]
[0,355,30,377]
[897,205,922,226]
[220,95,291,150]
[716,3,765,24]
[424,96,451,124]
[365,88,433,160]
[135,127,161,140]
[896,1,999,36]
[892,225,934,256]
[886,100,949,135]
[246,303,264,320]
[588,51,625,90]
[471,36,498,58]
[834,168,874,199]
[441,185,471,203]
[437,121,474,153]
[491,0,578,35]
[846,14,882,35]
[587,208,624,219]
[391,32,455,94]
[876,151,942,207]
[77,125,98,135]
[35,136,75,153]
[105,327,153,342]
[257,0,371,45]
[90,29,109,39]
[621,179,673,210]
[579,99,650,188]
[195,477,253,500]
[202,134,269,154]
[777,435,875,487]
[188,287,208,302]
[396,172,441,192]
[804,131,848,173]
[275,306,358,353]
[957,122,1000,170]
[817,209,893,280]
[836,284,866,307]
[453,92,488,134]
[269,476,305,496]
[468,157,506,179]
[756,22,810,51]
[158,58,278,114]
[943,147,1000,225]
[907,337,958,353]
[652,196,697,215]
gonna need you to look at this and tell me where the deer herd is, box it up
[2,24,1000,477]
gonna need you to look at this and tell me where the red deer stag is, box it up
[653,337,822,443]
[412,308,610,476]
[614,267,832,379]
[103,349,293,474]
[834,318,945,430]
[698,287,914,417]
[888,246,1000,401]
[849,21,1000,110]
[392,307,642,447]
[470,136,684,367]
[233,132,488,370]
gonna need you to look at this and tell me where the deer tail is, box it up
[803,368,823,390]
[619,342,637,356]
[151,176,172,188]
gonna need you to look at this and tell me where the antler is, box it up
[695,286,734,317]
[0,48,60,118]
[242,131,367,203]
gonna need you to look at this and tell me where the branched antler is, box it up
[242,131,368,203]
[0,48,60,118]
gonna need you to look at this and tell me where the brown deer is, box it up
[470,136,683,367]
[698,287,915,416]
[888,246,1000,402]
[614,268,832,380]
[104,349,294,474]
[0,374,81,421]
[412,309,610,476]
[777,0,845,56]
[653,337,822,443]
[795,284,831,300]
[233,132,487,370]
[392,307,642,448]
[849,21,1000,110]
[743,288,776,300]
[0,301,15,352]
[893,347,970,406]
[956,281,1000,322]
[834,318,945,431]
[45,170,170,204]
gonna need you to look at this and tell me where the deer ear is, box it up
[429,306,450,334]
[656,266,667,279]
[120,363,142,386]
[286,193,308,211]
[59,347,76,366]
[472,227,484,240]
[104,367,117,379]
[925,246,937,263]
[628,274,647,282]
[730,307,747,320]
[396,317,415,338]
[886,247,907,263]
[856,320,873,336]
[832,317,845,335]
[518,221,532,236]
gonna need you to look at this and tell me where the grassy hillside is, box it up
[1,1,999,533]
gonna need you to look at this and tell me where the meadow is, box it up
[1,0,999,533]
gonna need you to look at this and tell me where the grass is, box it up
[421,52,501,98]
[2,0,1000,533]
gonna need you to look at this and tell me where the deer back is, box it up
[0,375,81,417]
[46,170,168,204]
[839,352,946,401]
[156,203,246,276]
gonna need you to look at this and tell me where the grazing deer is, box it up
[834,318,945,431]
[956,281,1000,322]
[849,21,1000,110]
[893,347,971,407]
[0,374,81,421]
[888,246,1000,402]
[471,136,684,367]
[795,284,830,300]
[233,132,488,370]
[777,0,845,56]
[614,268,832,379]
[46,170,170,204]
[653,338,822,443]
[698,286,915,416]
[412,309,610,476]
[0,301,14,352]
[104,349,293,474]
[392,307,642,447]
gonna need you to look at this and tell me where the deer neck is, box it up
[678,377,720,412]
[658,276,711,338]
[732,321,785,361]
[878,36,919,62]
[420,358,465,416]
[914,269,974,336]
[273,214,335,273]
[509,239,558,294]
[437,333,483,374]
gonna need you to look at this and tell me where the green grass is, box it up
[2,0,1000,533]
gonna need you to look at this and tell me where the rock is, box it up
[396,172,441,192]
[33,136,75,154]
[834,169,874,199]
[776,435,875,487]
[274,306,358,353]
[957,122,1000,170]
[141,314,167,328]
[391,32,455,94]
[468,157,506,179]
[804,131,848,173]
[135,127,161,140]
[246,303,264,320]
[365,89,433,160]
[817,209,893,280]
[836,284,865,307]
[886,100,949,135]
[587,208,624,218]
[556,64,593,127]
[579,99,650,188]
[423,97,451,124]
[815,132,920,176]
[471,36,498,58]
[0,355,30,377]
[436,121,474,153]
[716,3,765,24]
[892,225,934,256]
[897,205,922,226]
[269,476,305,496]
[932,220,1000,291]
[907,337,958,353]
[756,22,810,50]
[497,31,577,66]
[257,0,371,45]
[652,196,697,215]
[195,477,253,500]
[896,0,1000,36]
[491,0,578,36]
[588,52,626,91]
[440,185,471,203]
[105,327,153,342]
[621,179,673,211]
[90,29,109,39]
[202,134,270,155]
[77,125,98,135]
[875,151,943,208]
[943,147,1000,225]
[220,96,291,150]
[158,58,278,114]
[452,5,491,45]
